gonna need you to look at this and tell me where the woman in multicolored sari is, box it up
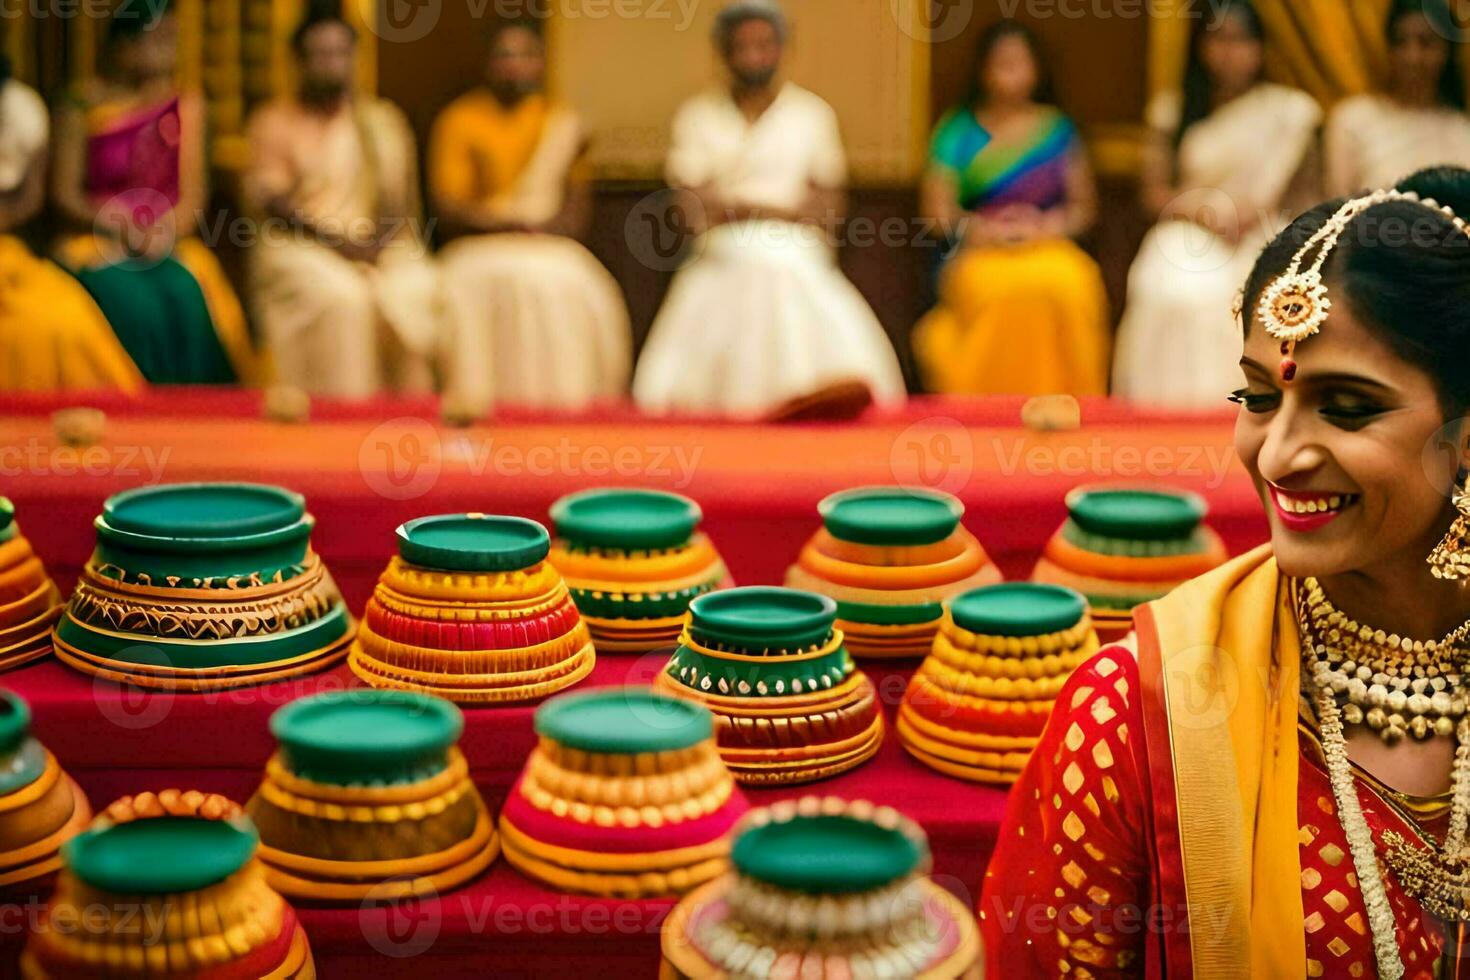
[912,20,1109,396]
[1112,0,1320,409]
[982,164,1470,979]
[1326,0,1470,198]
[0,49,140,391]
[50,0,254,385]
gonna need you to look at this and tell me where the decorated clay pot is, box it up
[247,689,498,902]
[1031,485,1228,642]
[899,583,1099,785]
[548,489,731,655]
[654,587,883,786]
[786,487,1002,660]
[499,687,749,898]
[661,796,982,979]
[0,691,91,895]
[22,790,314,978]
[0,500,64,672]
[350,514,595,703]
[52,483,352,690]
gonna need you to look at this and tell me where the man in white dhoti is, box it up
[430,17,631,410]
[244,9,441,398]
[632,0,906,417]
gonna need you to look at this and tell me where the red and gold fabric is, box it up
[981,548,1453,979]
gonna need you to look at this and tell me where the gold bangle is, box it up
[263,750,470,806]
[370,580,572,622]
[258,807,495,879]
[549,535,723,585]
[381,557,563,602]
[348,645,593,703]
[674,627,846,664]
[499,811,733,874]
[523,747,730,811]
[896,702,1039,751]
[355,619,590,675]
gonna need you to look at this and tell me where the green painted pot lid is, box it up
[818,487,964,546]
[535,687,712,754]
[0,692,44,796]
[950,583,1087,637]
[271,690,463,786]
[64,816,259,895]
[1066,487,1207,542]
[551,489,702,551]
[733,813,922,895]
[689,587,836,650]
[0,691,30,756]
[102,483,305,540]
[0,498,13,533]
[396,514,550,572]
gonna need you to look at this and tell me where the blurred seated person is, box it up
[1112,0,1320,408]
[430,17,630,410]
[244,5,441,398]
[0,48,140,391]
[1326,0,1470,197]
[632,0,904,418]
[50,0,255,385]
[911,20,1109,397]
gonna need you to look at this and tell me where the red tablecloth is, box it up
[0,390,1265,610]
[0,390,1267,975]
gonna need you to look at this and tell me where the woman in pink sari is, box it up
[50,0,254,385]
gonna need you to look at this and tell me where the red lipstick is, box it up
[1267,483,1359,533]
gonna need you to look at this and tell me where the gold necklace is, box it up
[1297,578,1470,979]
[1297,577,1470,744]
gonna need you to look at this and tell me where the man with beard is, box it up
[632,0,904,418]
[243,5,441,398]
[428,17,631,411]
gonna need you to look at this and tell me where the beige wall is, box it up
[548,1,929,183]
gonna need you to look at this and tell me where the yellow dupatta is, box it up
[1136,544,1305,980]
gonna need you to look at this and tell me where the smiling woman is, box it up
[980,167,1470,979]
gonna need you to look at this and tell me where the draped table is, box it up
[0,389,1265,975]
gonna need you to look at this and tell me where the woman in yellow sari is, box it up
[983,165,1470,978]
[0,52,140,391]
[912,20,1109,396]
[49,0,254,385]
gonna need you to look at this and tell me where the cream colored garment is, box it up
[1325,94,1470,196]
[635,84,904,416]
[244,97,441,398]
[1113,84,1322,409]
[436,105,631,409]
[0,81,47,192]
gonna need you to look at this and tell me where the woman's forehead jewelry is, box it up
[1257,189,1470,383]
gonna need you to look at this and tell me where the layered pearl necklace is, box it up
[1297,577,1470,980]
[1300,577,1470,744]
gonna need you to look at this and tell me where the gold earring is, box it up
[1429,477,1470,582]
